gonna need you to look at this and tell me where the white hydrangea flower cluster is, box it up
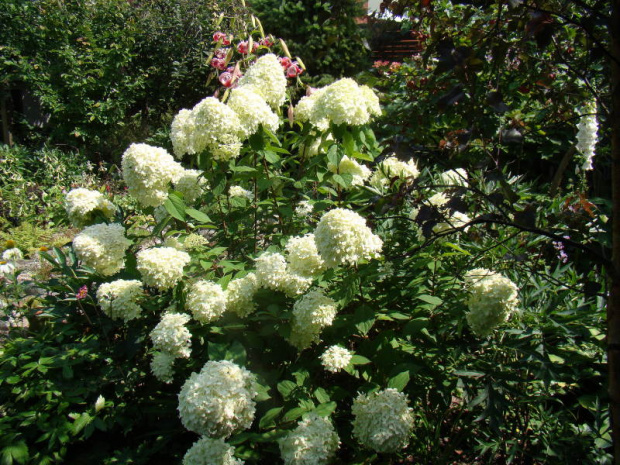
[151,351,176,384]
[65,188,116,227]
[178,360,258,437]
[465,268,519,337]
[255,251,312,297]
[328,156,371,188]
[320,345,353,373]
[2,248,23,262]
[295,91,328,130]
[150,312,192,358]
[226,273,259,318]
[194,97,244,161]
[227,86,280,139]
[121,143,184,207]
[73,223,131,276]
[352,388,415,453]
[295,200,314,217]
[370,155,420,190]
[0,248,22,278]
[432,210,471,234]
[183,437,244,465]
[136,247,191,290]
[186,280,227,324]
[229,185,254,200]
[295,78,381,128]
[289,289,338,350]
[439,168,468,187]
[171,97,243,161]
[278,412,340,465]
[96,279,143,322]
[174,169,207,204]
[170,109,195,158]
[238,54,287,109]
[183,233,208,251]
[313,208,383,268]
[285,234,325,278]
[576,100,598,171]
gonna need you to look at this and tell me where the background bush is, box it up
[249,0,370,78]
[1,0,251,160]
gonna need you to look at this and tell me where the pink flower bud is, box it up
[260,36,274,47]
[286,63,303,78]
[213,32,232,46]
[211,58,227,70]
[237,41,249,54]
[215,48,228,59]
[279,56,292,69]
[219,72,235,88]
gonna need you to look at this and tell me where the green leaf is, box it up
[453,370,485,378]
[387,371,410,391]
[343,130,355,156]
[442,242,471,255]
[71,412,93,435]
[259,407,283,429]
[249,131,265,151]
[266,145,290,154]
[332,173,352,188]
[255,383,271,402]
[352,150,374,162]
[350,355,371,365]
[232,165,258,173]
[263,151,280,163]
[164,194,186,222]
[326,144,341,167]
[152,215,172,237]
[1,441,29,465]
[314,387,330,403]
[353,305,375,336]
[208,340,247,365]
[417,294,442,308]
[185,208,211,223]
[62,364,73,379]
[403,318,430,336]
[314,401,337,417]
[277,380,297,399]
[282,407,308,423]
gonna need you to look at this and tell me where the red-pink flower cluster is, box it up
[237,41,259,55]
[260,36,274,47]
[213,31,231,46]
[219,66,243,88]
[279,57,303,78]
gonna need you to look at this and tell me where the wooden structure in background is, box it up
[371,30,423,62]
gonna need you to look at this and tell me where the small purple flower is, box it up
[76,285,88,300]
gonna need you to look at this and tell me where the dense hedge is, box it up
[1,0,250,160]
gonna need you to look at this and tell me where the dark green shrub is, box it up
[1,0,251,160]
[0,144,102,229]
[249,0,370,78]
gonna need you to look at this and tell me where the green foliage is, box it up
[0,1,613,463]
[364,0,609,190]
[250,0,370,78]
[1,0,251,159]
[0,144,99,229]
